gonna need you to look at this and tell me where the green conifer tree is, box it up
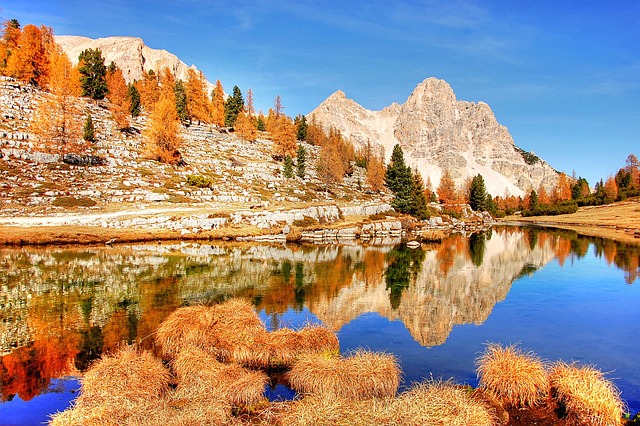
[127,84,140,117]
[83,113,95,142]
[283,154,294,178]
[296,144,307,178]
[174,80,188,123]
[224,85,244,127]
[256,116,266,131]
[409,169,429,219]
[469,174,488,211]
[78,48,108,100]
[295,115,308,141]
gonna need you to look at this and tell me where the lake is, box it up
[1,226,639,424]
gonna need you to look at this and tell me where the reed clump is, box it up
[476,343,549,407]
[287,349,400,400]
[550,361,625,426]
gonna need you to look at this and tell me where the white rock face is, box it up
[55,35,213,91]
[309,77,559,197]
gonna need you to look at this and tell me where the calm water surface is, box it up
[1,226,639,424]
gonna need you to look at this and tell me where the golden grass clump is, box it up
[268,325,340,367]
[389,380,496,426]
[476,343,549,407]
[172,346,269,406]
[274,394,388,426]
[155,305,218,359]
[50,346,172,426]
[550,361,625,426]
[287,349,400,400]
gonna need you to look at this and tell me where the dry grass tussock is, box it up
[172,346,268,406]
[389,380,496,426]
[49,346,172,426]
[156,299,339,368]
[476,343,549,407]
[287,349,400,400]
[550,361,625,426]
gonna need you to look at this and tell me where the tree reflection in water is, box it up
[0,227,639,404]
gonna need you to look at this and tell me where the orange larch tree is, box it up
[553,172,573,203]
[537,183,550,205]
[437,169,460,205]
[135,69,160,112]
[0,19,22,73]
[5,24,52,87]
[235,110,257,142]
[210,79,225,127]
[603,176,618,203]
[366,154,386,192]
[272,114,297,158]
[30,46,83,154]
[106,64,130,129]
[144,92,183,164]
[185,68,210,124]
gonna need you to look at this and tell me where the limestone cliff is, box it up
[309,77,559,197]
[55,35,213,91]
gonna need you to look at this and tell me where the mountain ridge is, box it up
[309,77,559,197]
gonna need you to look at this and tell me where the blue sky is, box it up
[3,0,639,186]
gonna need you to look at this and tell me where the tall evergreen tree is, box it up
[469,174,488,211]
[283,154,294,178]
[385,144,412,194]
[409,169,429,219]
[174,80,188,123]
[224,85,244,127]
[256,115,266,131]
[296,144,307,178]
[78,48,107,100]
[295,114,308,141]
[127,84,140,117]
[83,113,95,142]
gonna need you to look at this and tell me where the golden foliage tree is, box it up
[185,68,210,124]
[210,79,225,127]
[553,172,573,203]
[537,183,550,205]
[0,19,22,72]
[603,176,618,202]
[106,65,129,129]
[144,93,183,164]
[272,115,297,158]
[5,24,53,86]
[30,46,83,154]
[366,154,386,192]
[316,136,344,188]
[437,169,460,205]
[305,118,325,146]
[235,110,257,142]
[135,69,159,112]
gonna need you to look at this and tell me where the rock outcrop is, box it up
[55,35,213,90]
[309,77,559,197]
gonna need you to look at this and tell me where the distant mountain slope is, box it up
[55,35,213,91]
[309,77,559,197]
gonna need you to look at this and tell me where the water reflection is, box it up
[0,228,639,405]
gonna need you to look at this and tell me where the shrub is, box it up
[186,174,212,188]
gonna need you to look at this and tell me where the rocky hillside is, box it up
[0,77,385,219]
[309,77,559,197]
[55,35,213,90]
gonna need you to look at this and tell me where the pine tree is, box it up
[384,144,411,194]
[127,84,140,117]
[224,85,244,127]
[283,155,294,178]
[295,114,308,141]
[409,169,429,219]
[296,144,307,178]
[469,174,488,211]
[256,115,266,131]
[83,113,95,142]
[78,48,107,100]
[174,79,188,123]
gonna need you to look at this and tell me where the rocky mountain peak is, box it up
[55,35,213,91]
[309,77,559,197]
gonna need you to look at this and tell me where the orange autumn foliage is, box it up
[106,65,130,129]
[211,79,225,127]
[437,169,460,205]
[185,68,211,124]
[143,93,183,164]
[135,70,160,112]
[366,154,386,192]
[235,111,257,142]
[4,24,53,87]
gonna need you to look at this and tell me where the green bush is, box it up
[186,174,212,188]
[522,201,578,217]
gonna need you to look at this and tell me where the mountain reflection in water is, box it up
[0,226,639,411]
